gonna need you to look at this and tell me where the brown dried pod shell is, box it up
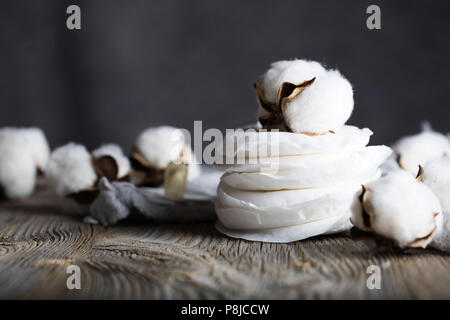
[92,155,119,182]
[130,147,165,187]
[416,165,424,181]
[68,155,128,205]
[255,78,322,136]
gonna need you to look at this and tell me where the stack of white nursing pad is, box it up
[215,126,392,242]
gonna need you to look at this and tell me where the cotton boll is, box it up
[255,60,327,130]
[282,70,354,134]
[92,144,131,179]
[0,127,50,199]
[255,60,353,134]
[133,126,200,186]
[24,128,50,171]
[393,129,450,175]
[256,59,327,104]
[351,170,442,249]
[379,152,400,176]
[430,213,450,252]
[419,157,450,211]
[0,127,50,171]
[419,157,450,252]
[135,126,188,169]
[46,143,98,196]
[0,144,36,198]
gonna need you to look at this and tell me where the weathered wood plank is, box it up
[0,190,449,299]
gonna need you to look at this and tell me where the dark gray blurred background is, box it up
[1,0,449,150]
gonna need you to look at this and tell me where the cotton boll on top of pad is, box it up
[351,170,442,249]
[0,127,50,199]
[256,59,326,106]
[282,70,354,134]
[255,59,354,135]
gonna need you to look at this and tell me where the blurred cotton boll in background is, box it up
[0,127,50,199]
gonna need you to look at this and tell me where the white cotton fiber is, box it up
[420,157,450,252]
[46,143,97,196]
[92,144,131,179]
[0,144,36,198]
[136,126,187,169]
[430,212,450,252]
[282,70,354,133]
[136,126,200,180]
[379,152,400,176]
[421,157,450,212]
[256,59,354,134]
[0,127,50,170]
[393,129,450,176]
[352,170,442,248]
[257,59,327,104]
[0,127,50,199]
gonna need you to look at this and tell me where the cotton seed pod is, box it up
[46,143,98,199]
[418,157,450,211]
[92,144,131,181]
[417,157,450,252]
[393,128,450,175]
[131,126,200,187]
[47,143,133,204]
[351,170,443,249]
[255,60,326,132]
[281,70,354,134]
[256,59,327,107]
[0,145,36,199]
[255,59,354,134]
[0,127,50,199]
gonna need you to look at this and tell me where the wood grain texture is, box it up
[0,188,449,299]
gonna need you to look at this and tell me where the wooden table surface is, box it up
[0,189,449,300]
